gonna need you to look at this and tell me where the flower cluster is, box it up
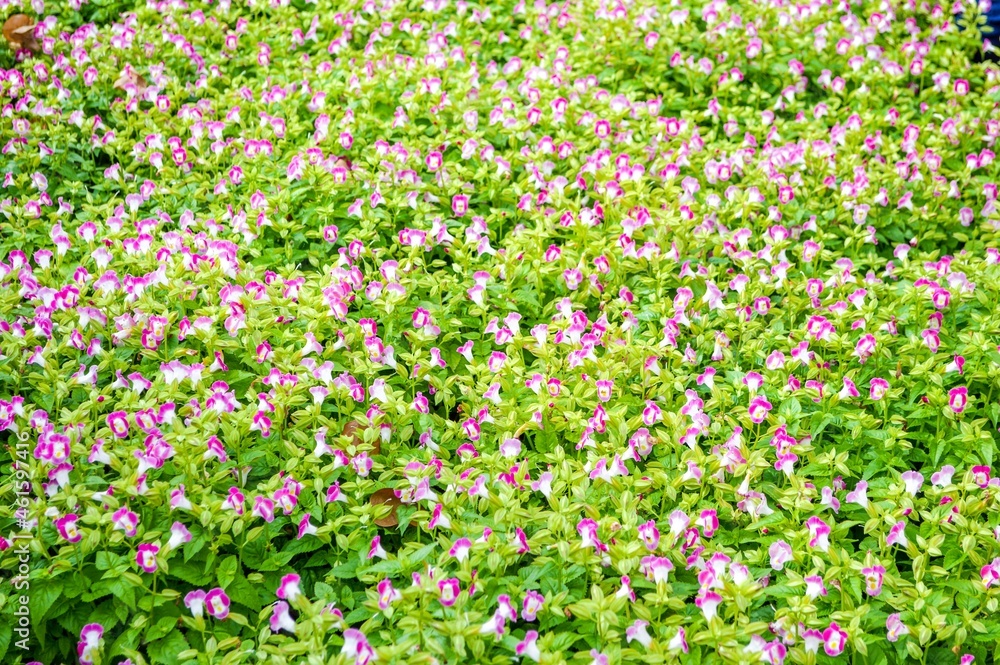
[1,0,1000,664]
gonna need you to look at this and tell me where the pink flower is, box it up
[778,185,794,204]
[697,509,719,538]
[822,622,848,656]
[638,520,660,551]
[802,628,823,654]
[530,472,553,498]
[642,400,662,425]
[805,516,831,552]
[56,513,82,543]
[479,612,506,638]
[981,558,1000,588]
[106,410,130,438]
[668,626,688,653]
[839,377,859,399]
[438,578,460,607]
[901,471,923,496]
[869,378,889,400]
[577,518,606,551]
[747,396,772,424]
[253,496,276,522]
[515,630,540,662]
[853,334,876,363]
[804,575,827,599]
[297,515,318,539]
[452,194,469,217]
[886,613,909,642]
[368,536,387,559]
[626,619,652,647]
[342,628,375,665]
[948,386,968,413]
[428,503,451,530]
[743,371,764,392]
[185,590,206,617]
[77,623,104,665]
[206,588,231,620]
[846,480,868,508]
[668,510,690,536]
[522,590,545,621]
[449,537,472,562]
[972,465,992,488]
[887,521,908,547]
[166,522,191,551]
[596,379,614,402]
[377,578,401,610]
[223,487,245,514]
[769,541,793,570]
[862,565,885,596]
[136,543,160,573]
[640,555,674,583]
[270,601,296,634]
[932,465,955,487]
[763,641,787,665]
[112,507,139,537]
[277,573,301,601]
[695,589,722,621]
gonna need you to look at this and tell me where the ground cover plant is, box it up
[2,0,1000,663]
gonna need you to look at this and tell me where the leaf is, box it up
[217,555,239,590]
[62,573,92,599]
[0,622,11,663]
[362,560,402,576]
[168,560,214,586]
[226,573,263,612]
[145,615,179,643]
[107,626,141,660]
[407,543,437,565]
[778,397,802,418]
[982,438,995,467]
[313,581,336,602]
[257,551,296,572]
[108,577,136,610]
[30,579,63,625]
[282,537,324,555]
[95,552,120,571]
[344,607,375,624]
[148,630,191,665]
[330,560,360,579]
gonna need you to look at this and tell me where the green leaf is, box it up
[148,630,191,665]
[30,579,63,625]
[330,560,360,578]
[344,607,375,624]
[144,615,179,643]
[226,573,263,612]
[217,555,239,590]
[107,626,141,660]
[168,560,214,586]
[0,622,11,664]
[108,577,136,610]
[778,397,802,418]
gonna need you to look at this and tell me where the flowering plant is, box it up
[2,0,1000,663]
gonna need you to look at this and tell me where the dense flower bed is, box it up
[2,0,1000,663]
